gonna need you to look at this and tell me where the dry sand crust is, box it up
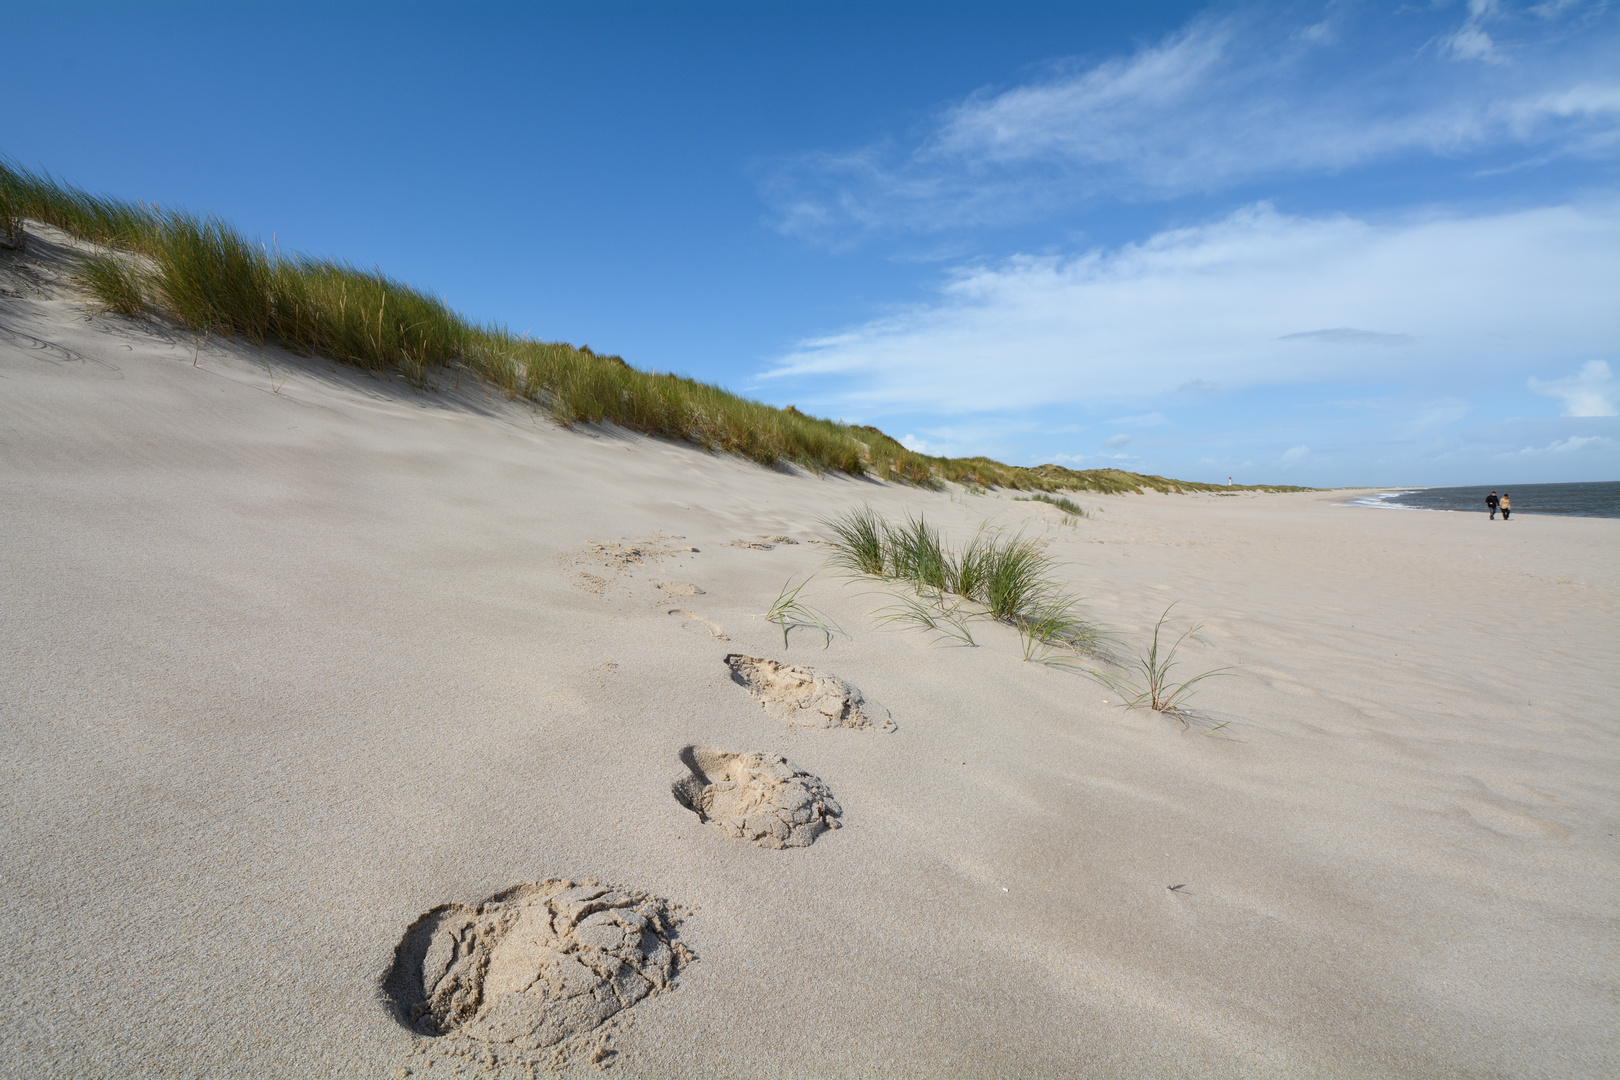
[2,221,1618,1078]
[672,746,843,848]
[725,654,896,732]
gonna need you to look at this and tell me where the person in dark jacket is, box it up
[1486,491,1499,519]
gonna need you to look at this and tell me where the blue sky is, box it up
[6,0,1617,485]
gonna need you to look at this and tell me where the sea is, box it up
[1344,481,1620,519]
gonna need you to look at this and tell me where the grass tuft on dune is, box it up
[1015,493,1088,516]
[824,506,1102,660]
[2,159,1310,494]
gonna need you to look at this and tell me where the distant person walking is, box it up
[1486,490,1499,519]
[1500,493,1511,520]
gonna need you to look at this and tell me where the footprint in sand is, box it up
[572,572,608,596]
[725,654,895,732]
[1456,796,1571,840]
[672,746,842,849]
[668,609,727,640]
[383,881,690,1066]
[583,536,697,567]
[657,581,704,597]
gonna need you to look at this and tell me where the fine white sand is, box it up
[3,225,1616,1078]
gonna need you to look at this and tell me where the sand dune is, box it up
[2,230,1616,1077]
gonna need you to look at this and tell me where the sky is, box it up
[5,0,1617,486]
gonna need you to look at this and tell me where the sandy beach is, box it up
[2,245,1617,1078]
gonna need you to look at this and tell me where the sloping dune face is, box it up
[2,224,1617,1079]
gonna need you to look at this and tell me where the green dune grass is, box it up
[1015,493,1088,516]
[1,160,1310,494]
[823,506,1102,660]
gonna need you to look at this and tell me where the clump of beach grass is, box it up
[764,573,837,649]
[74,252,147,316]
[874,592,978,647]
[1015,493,1087,517]
[0,190,21,249]
[823,505,887,576]
[975,535,1054,622]
[1008,592,1100,665]
[885,514,952,594]
[1090,604,1235,720]
[821,506,1099,661]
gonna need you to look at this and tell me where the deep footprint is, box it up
[383,881,689,1062]
[725,654,895,732]
[672,746,843,849]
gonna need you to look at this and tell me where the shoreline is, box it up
[1336,484,1620,518]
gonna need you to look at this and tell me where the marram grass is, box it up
[2,159,1312,493]
[822,506,1101,658]
[1015,492,1087,516]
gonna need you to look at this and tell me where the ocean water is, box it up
[1345,481,1620,519]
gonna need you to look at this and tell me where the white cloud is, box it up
[1407,398,1471,434]
[1281,445,1310,464]
[1440,0,1503,64]
[886,419,1043,460]
[1442,25,1501,63]
[763,201,1620,414]
[763,7,1620,241]
[1504,434,1616,455]
[1530,0,1581,18]
[1297,19,1336,45]
[1047,450,1136,465]
[1527,360,1618,416]
[1278,328,1414,346]
[1105,434,1132,448]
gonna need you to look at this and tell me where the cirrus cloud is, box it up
[763,4,1620,244]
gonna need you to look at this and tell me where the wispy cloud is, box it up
[1530,1,1582,19]
[1048,450,1136,465]
[1503,433,1615,455]
[762,201,1619,414]
[1407,398,1471,434]
[1278,328,1415,346]
[762,4,1619,243]
[1528,359,1619,416]
[1440,0,1504,64]
[1106,412,1169,427]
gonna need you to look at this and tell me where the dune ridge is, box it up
[0,160,1308,495]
